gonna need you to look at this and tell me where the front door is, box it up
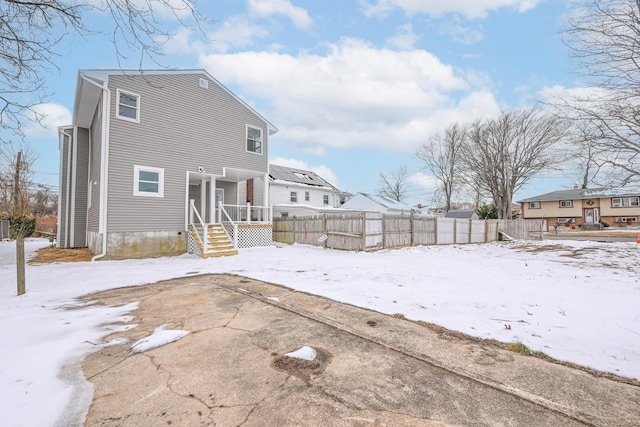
[215,188,224,222]
[584,208,599,224]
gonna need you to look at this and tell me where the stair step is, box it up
[202,249,238,258]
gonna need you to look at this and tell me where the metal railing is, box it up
[220,203,272,224]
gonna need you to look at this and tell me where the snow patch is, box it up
[285,346,317,361]
[130,324,190,354]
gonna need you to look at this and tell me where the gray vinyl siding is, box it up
[87,99,103,232]
[71,127,90,247]
[58,134,70,248]
[105,73,269,232]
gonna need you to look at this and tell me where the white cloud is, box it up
[271,157,339,187]
[209,16,270,53]
[385,23,419,50]
[438,16,484,45]
[360,0,544,19]
[248,0,313,30]
[23,103,72,139]
[201,37,499,155]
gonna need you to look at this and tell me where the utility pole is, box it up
[14,151,26,296]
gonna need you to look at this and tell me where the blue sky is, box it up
[24,0,579,206]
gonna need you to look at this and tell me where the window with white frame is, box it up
[290,191,297,202]
[612,197,639,207]
[246,125,263,154]
[615,217,638,222]
[559,200,572,208]
[305,191,310,201]
[323,195,329,205]
[529,201,541,209]
[133,165,164,197]
[117,89,140,122]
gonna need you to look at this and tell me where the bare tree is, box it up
[558,0,640,184]
[461,108,569,219]
[377,166,410,202]
[415,123,466,212]
[1,0,210,144]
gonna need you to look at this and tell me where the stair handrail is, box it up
[218,204,238,250]
[189,199,208,254]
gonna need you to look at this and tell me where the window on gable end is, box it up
[247,125,263,154]
[117,89,140,122]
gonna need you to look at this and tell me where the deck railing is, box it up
[218,204,238,250]
[220,203,272,224]
[189,199,207,254]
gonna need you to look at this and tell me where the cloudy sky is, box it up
[25,0,577,206]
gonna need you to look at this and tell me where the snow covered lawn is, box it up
[1,238,638,426]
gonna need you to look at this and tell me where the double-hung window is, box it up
[612,197,640,207]
[246,125,263,154]
[117,89,140,122]
[133,165,164,197]
[323,195,329,205]
[290,191,297,203]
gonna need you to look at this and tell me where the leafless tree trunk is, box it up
[415,123,466,212]
[557,0,640,184]
[0,0,211,144]
[377,166,410,202]
[461,109,568,219]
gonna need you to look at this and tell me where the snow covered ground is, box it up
[1,238,639,427]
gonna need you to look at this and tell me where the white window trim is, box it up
[612,197,639,207]
[529,201,540,209]
[133,165,164,197]
[246,124,263,155]
[290,191,297,203]
[116,89,140,123]
[559,200,572,208]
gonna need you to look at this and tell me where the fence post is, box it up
[293,216,296,244]
[435,217,439,245]
[410,212,414,246]
[362,213,366,251]
[453,219,457,244]
[468,219,473,244]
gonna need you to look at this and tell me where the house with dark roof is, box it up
[269,164,351,217]
[444,209,479,220]
[518,187,640,229]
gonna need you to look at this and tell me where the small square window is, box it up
[133,165,164,197]
[247,125,263,154]
[117,89,140,122]
[560,200,572,208]
[290,192,297,203]
[529,201,540,209]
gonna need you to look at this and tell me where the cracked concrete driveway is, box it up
[80,274,640,427]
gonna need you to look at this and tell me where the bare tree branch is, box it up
[377,166,410,203]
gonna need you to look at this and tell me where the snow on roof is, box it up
[269,164,338,190]
[518,186,640,202]
[358,193,414,210]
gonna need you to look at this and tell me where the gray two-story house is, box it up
[58,69,277,259]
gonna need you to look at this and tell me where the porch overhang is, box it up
[220,167,266,183]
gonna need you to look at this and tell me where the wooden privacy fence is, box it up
[272,213,545,251]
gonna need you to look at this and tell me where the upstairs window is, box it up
[323,195,329,205]
[290,191,297,203]
[305,191,310,202]
[247,125,263,154]
[612,197,639,207]
[133,165,164,197]
[559,200,572,208]
[529,201,540,209]
[117,89,140,122]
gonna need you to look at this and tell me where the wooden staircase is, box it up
[192,224,238,258]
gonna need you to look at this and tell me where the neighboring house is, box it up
[58,69,277,259]
[269,164,351,218]
[445,209,479,220]
[339,193,414,215]
[519,187,640,229]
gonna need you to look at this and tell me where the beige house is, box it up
[519,187,640,229]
